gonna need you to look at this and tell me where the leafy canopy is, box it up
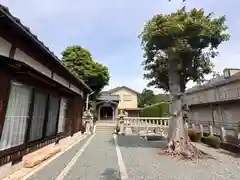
[138,88,169,107]
[140,7,230,91]
[62,45,110,95]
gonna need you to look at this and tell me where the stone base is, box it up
[24,147,61,168]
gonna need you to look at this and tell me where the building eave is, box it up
[0,5,92,93]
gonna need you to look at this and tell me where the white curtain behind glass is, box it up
[29,91,47,141]
[57,98,67,133]
[46,95,60,137]
[0,82,32,150]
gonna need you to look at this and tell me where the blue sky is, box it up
[2,0,240,93]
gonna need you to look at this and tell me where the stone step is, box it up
[97,121,117,123]
[96,128,115,131]
[95,132,114,134]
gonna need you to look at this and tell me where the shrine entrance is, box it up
[100,106,113,120]
[96,100,118,121]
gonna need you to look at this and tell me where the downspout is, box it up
[86,91,94,111]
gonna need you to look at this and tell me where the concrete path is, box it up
[24,134,240,180]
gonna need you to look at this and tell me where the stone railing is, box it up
[118,117,171,135]
[187,122,240,142]
[122,117,170,126]
[117,116,240,141]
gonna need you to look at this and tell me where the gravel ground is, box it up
[118,135,240,180]
[25,134,240,180]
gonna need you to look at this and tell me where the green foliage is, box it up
[139,7,230,91]
[138,88,169,108]
[138,88,154,107]
[201,135,221,148]
[140,102,169,117]
[188,129,201,142]
[225,135,240,145]
[62,46,110,96]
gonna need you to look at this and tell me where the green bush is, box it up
[140,102,169,117]
[188,129,201,142]
[225,135,240,145]
[201,136,221,149]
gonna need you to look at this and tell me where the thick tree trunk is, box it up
[167,48,185,146]
[165,48,200,159]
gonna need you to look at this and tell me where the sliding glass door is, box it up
[46,95,60,137]
[29,91,48,141]
[0,81,69,151]
[57,98,68,133]
[0,82,32,150]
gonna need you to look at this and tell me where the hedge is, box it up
[140,102,169,117]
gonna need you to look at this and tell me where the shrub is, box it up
[140,102,169,117]
[225,135,240,145]
[188,129,201,142]
[201,136,221,149]
[220,142,240,153]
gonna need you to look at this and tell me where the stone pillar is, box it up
[199,124,204,137]
[220,126,226,142]
[120,120,124,134]
[208,125,213,136]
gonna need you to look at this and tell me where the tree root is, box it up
[162,137,203,160]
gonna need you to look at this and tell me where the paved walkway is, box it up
[24,134,240,180]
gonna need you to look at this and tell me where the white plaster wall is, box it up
[0,37,11,57]
[14,48,52,78]
[53,73,70,88]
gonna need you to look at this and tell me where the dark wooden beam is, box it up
[9,44,16,58]
[0,69,11,139]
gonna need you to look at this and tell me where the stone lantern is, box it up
[82,109,94,134]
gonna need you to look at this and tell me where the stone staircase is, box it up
[95,120,117,134]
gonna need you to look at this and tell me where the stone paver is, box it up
[26,135,91,180]
[64,134,119,180]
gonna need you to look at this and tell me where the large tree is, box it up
[140,7,229,158]
[62,45,110,97]
[138,88,155,107]
[138,88,170,107]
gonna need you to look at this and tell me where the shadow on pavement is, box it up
[100,168,120,180]
[108,135,167,149]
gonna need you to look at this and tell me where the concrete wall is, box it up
[189,101,240,131]
[186,80,240,105]
[111,87,138,109]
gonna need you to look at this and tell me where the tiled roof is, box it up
[0,4,92,92]
[106,86,140,94]
[186,72,240,94]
